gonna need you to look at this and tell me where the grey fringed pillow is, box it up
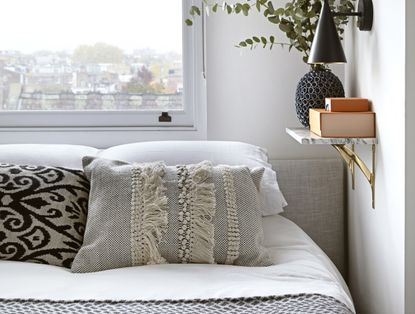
[71,157,270,273]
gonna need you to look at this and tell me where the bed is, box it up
[0,143,353,313]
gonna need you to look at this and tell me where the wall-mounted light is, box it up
[308,0,373,64]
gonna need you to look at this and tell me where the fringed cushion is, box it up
[71,157,270,273]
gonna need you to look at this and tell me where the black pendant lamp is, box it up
[308,0,373,65]
[308,0,346,64]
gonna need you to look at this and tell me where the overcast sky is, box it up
[0,0,182,54]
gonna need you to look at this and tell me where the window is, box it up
[0,0,206,144]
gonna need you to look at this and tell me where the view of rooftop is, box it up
[0,0,183,111]
[0,46,183,111]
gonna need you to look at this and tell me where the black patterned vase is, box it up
[295,69,344,127]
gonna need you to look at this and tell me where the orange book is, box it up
[325,97,369,112]
[309,109,376,138]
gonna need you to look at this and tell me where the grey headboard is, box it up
[270,159,346,277]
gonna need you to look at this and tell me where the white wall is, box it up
[205,6,341,159]
[345,1,406,313]
[405,0,415,312]
[206,2,413,313]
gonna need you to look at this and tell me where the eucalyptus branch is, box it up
[236,36,292,50]
[186,0,357,66]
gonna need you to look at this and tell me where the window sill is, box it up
[0,125,207,148]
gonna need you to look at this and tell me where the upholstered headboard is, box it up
[270,159,346,277]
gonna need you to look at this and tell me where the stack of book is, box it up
[309,98,376,138]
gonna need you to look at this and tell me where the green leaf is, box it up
[239,41,248,47]
[256,0,261,12]
[275,8,285,15]
[268,16,280,24]
[295,8,304,16]
[279,23,291,33]
[267,1,274,12]
[191,5,201,16]
[287,31,297,40]
[212,3,218,12]
[185,19,193,26]
[253,36,261,43]
[242,3,250,16]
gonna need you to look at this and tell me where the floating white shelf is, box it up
[286,127,378,145]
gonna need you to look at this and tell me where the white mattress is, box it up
[0,215,355,313]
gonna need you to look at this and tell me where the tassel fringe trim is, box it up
[131,162,168,266]
[223,167,240,265]
[177,162,216,264]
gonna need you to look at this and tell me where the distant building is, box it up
[18,91,182,111]
[0,48,184,111]
[164,61,183,93]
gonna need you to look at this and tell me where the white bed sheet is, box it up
[0,215,355,313]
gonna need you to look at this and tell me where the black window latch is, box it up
[158,112,172,122]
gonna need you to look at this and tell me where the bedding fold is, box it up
[0,294,353,314]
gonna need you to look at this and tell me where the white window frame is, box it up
[0,0,207,146]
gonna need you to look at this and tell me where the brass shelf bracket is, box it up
[285,128,377,209]
[332,144,376,208]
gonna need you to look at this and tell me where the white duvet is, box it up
[0,215,355,313]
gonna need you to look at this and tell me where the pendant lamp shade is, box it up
[308,0,347,64]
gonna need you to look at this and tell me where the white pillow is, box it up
[0,144,98,169]
[99,141,287,216]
